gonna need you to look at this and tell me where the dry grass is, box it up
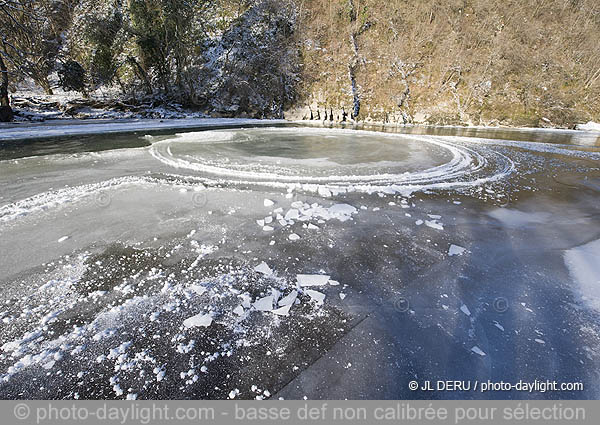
[295,0,600,127]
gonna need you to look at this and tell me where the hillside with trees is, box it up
[1,0,600,127]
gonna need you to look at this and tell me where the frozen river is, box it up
[1,121,599,399]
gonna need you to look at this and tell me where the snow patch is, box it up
[576,121,600,131]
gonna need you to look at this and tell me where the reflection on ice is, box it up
[564,239,600,313]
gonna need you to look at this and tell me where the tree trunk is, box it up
[0,54,14,122]
[37,75,54,95]
[348,0,361,120]
[127,56,153,95]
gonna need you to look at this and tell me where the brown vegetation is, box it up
[294,0,600,127]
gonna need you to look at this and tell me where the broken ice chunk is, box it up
[263,226,274,231]
[254,261,272,275]
[425,220,444,230]
[270,288,281,302]
[327,280,340,286]
[240,294,252,309]
[339,293,347,300]
[471,346,486,356]
[272,304,292,316]
[460,304,471,316]
[58,236,69,243]
[305,290,326,305]
[253,295,274,311]
[190,285,207,295]
[284,209,300,220]
[233,306,245,316]
[415,220,424,226]
[278,290,298,306]
[183,313,212,328]
[328,204,357,221]
[448,244,466,256]
[264,199,274,207]
[257,219,265,227]
[288,233,300,241]
[318,187,332,197]
[297,274,330,287]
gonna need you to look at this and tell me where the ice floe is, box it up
[254,261,273,275]
[425,220,444,230]
[278,290,298,306]
[183,313,213,328]
[471,346,486,356]
[253,295,274,312]
[448,244,467,256]
[297,274,330,287]
[272,304,292,316]
[305,290,326,305]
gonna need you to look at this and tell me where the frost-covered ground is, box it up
[1,124,600,399]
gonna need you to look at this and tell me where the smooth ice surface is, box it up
[0,118,283,141]
[1,123,600,400]
[488,209,551,227]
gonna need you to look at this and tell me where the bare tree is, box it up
[0,0,64,95]
[0,50,12,121]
